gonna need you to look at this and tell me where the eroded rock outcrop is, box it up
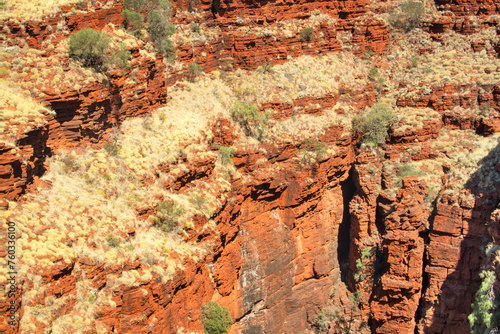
[214,137,354,333]
[371,176,429,333]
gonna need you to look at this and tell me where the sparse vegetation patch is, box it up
[218,146,237,165]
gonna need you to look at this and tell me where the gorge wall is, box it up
[1,0,500,333]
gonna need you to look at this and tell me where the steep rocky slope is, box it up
[1,0,500,333]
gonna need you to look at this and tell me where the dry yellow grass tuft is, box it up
[0,0,84,21]
[0,83,51,144]
[391,107,440,133]
[225,53,368,105]
[383,27,500,102]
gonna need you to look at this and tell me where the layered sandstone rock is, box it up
[370,176,429,333]
[215,137,355,333]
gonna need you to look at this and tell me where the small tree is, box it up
[230,101,270,140]
[68,28,110,67]
[122,9,144,32]
[299,27,314,41]
[389,1,425,32]
[153,201,185,232]
[201,301,233,334]
[352,103,396,146]
[469,270,500,333]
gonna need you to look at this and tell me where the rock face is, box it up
[0,129,49,200]
[371,176,429,333]
[417,185,499,333]
[3,2,125,49]
[214,136,354,333]
[44,53,168,148]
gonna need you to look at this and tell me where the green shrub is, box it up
[302,138,328,161]
[256,63,273,73]
[313,308,330,332]
[153,201,185,232]
[362,49,374,60]
[218,146,237,165]
[0,67,10,76]
[368,66,379,79]
[122,9,144,31]
[394,163,426,188]
[469,270,500,333]
[389,1,425,32]
[354,258,366,282]
[123,0,176,56]
[201,301,233,334]
[104,142,121,156]
[361,247,373,259]
[190,22,201,33]
[124,0,147,10]
[230,101,270,140]
[125,0,172,11]
[147,5,176,57]
[106,233,120,247]
[68,28,110,66]
[299,27,314,41]
[88,293,97,303]
[106,43,131,69]
[189,193,206,211]
[188,63,203,81]
[352,103,396,146]
[409,56,419,68]
[397,164,425,178]
[188,63,202,74]
[188,193,214,217]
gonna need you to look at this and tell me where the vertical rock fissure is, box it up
[414,230,430,332]
[414,194,439,331]
[339,168,356,283]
